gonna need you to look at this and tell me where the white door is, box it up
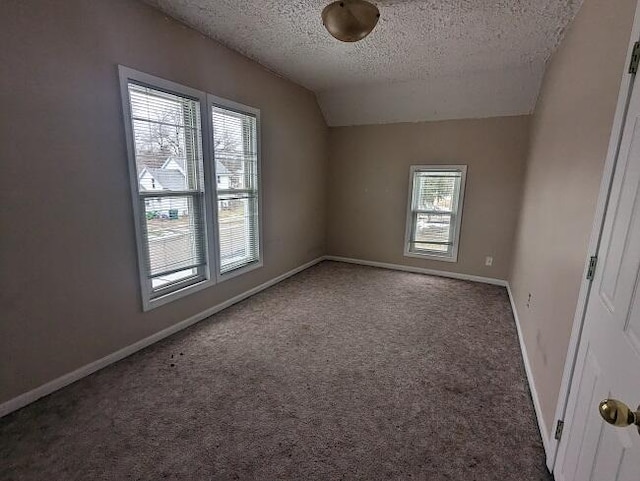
[553,70,640,479]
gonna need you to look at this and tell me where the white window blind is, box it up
[120,67,263,310]
[405,166,467,261]
[211,106,260,274]
[127,82,208,297]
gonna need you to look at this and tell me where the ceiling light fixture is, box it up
[322,0,380,43]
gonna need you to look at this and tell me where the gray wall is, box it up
[509,0,637,433]
[0,0,328,404]
[326,116,531,280]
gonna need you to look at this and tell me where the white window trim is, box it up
[207,94,264,283]
[403,164,467,263]
[119,66,262,311]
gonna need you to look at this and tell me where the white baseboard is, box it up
[325,255,508,286]
[506,283,552,463]
[0,256,534,428]
[0,257,324,418]
[325,257,552,457]
[327,255,550,459]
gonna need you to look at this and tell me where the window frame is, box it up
[119,66,262,311]
[208,93,263,283]
[403,164,467,263]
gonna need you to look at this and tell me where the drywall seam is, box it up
[0,257,324,418]
[324,255,507,286]
[506,282,552,462]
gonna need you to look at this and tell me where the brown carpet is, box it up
[0,261,551,480]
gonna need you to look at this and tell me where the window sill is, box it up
[142,260,263,311]
[144,277,215,312]
[403,250,458,263]
[217,259,263,283]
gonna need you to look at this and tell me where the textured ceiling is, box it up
[144,0,583,125]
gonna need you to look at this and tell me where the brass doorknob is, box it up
[598,399,640,433]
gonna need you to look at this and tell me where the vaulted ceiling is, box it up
[145,0,583,126]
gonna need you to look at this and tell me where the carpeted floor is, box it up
[1,261,552,480]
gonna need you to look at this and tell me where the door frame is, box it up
[547,0,640,471]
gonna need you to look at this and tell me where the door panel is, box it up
[600,120,640,313]
[560,346,603,479]
[627,281,640,350]
[589,416,633,480]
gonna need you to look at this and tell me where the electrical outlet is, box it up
[485,256,493,266]
[526,293,532,308]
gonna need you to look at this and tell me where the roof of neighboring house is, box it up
[162,156,185,172]
[139,156,237,190]
[136,153,170,175]
[145,168,186,191]
[216,162,229,175]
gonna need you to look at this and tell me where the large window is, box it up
[119,67,262,310]
[404,165,467,262]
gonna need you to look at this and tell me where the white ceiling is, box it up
[145,0,583,126]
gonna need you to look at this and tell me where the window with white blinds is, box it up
[127,82,207,299]
[120,67,262,310]
[211,105,260,274]
[404,165,467,262]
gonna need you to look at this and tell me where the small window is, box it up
[404,165,467,262]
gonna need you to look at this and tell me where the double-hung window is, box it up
[211,101,260,275]
[404,165,467,262]
[119,67,262,310]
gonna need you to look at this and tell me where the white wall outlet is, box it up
[485,256,493,266]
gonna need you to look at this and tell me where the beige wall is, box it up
[509,0,637,434]
[326,116,531,280]
[2,0,635,423]
[0,0,327,404]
